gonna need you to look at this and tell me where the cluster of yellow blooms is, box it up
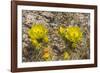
[28,23,49,49]
[59,26,82,48]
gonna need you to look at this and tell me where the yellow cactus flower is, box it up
[42,52,50,61]
[28,24,48,39]
[65,26,82,43]
[43,36,49,43]
[43,48,50,53]
[42,48,52,61]
[28,23,49,48]
[58,26,82,48]
[63,51,70,60]
[31,39,41,48]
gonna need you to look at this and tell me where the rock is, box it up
[22,57,27,62]
[25,14,36,24]
[23,34,28,39]
[41,12,54,18]
[50,23,58,27]
[23,48,29,57]
[22,26,29,34]
[23,42,28,48]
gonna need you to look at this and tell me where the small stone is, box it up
[22,57,27,62]
[41,12,54,18]
[23,42,28,48]
[23,34,28,39]
[23,48,29,57]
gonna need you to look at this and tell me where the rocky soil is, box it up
[22,10,90,62]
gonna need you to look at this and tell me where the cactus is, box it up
[63,51,70,60]
[59,26,82,48]
[65,26,82,43]
[28,23,49,49]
